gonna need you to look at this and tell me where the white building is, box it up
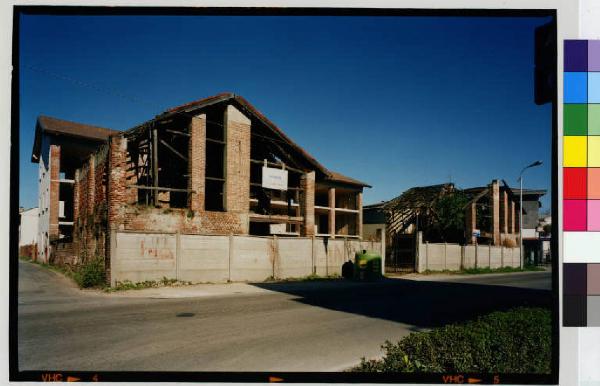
[19,207,39,247]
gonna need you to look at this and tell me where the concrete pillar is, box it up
[48,144,61,240]
[225,105,251,213]
[188,114,206,211]
[328,187,336,238]
[300,171,315,236]
[357,191,363,239]
[491,180,500,246]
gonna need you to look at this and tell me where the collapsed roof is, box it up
[124,92,370,188]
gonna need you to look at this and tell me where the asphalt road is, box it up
[17,260,552,372]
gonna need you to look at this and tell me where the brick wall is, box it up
[48,145,60,240]
[72,146,110,266]
[300,171,315,236]
[188,114,206,211]
[225,105,251,216]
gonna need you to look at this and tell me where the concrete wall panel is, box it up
[229,236,273,282]
[179,235,229,283]
[113,233,177,283]
[276,237,313,278]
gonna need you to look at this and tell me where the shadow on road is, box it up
[251,277,552,328]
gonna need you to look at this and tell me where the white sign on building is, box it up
[269,223,287,235]
[262,166,288,191]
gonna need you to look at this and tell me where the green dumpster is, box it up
[354,250,382,281]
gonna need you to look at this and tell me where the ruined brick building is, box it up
[32,93,370,273]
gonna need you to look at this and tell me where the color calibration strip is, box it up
[563,40,600,326]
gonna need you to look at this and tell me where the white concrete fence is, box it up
[110,231,383,286]
[415,232,521,273]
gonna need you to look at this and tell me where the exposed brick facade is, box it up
[188,114,206,211]
[48,145,61,240]
[72,146,109,265]
[300,171,315,236]
[225,105,251,216]
[54,99,365,284]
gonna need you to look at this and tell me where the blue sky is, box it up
[19,14,553,210]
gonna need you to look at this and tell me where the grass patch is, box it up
[421,265,545,275]
[263,273,342,283]
[353,307,551,374]
[106,277,193,292]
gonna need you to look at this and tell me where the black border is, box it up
[10,6,559,384]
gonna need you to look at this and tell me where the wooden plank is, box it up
[127,185,195,193]
[159,138,188,162]
[166,129,190,137]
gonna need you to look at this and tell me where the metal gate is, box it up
[385,233,416,273]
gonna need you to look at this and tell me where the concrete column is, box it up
[225,105,251,213]
[48,144,61,240]
[300,171,315,236]
[188,114,206,211]
[357,191,363,239]
[328,187,336,238]
[491,180,500,246]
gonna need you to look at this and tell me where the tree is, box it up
[427,191,469,243]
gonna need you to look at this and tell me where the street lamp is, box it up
[517,160,543,269]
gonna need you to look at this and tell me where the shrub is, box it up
[354,307,551,374]
[76,257,106,288]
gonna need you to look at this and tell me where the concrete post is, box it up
[311,235,316,275]
[425,241,429,271]
[444,242,447,270]
[381,226,386,275]
[272,235,278,279]
[175,231,181,281]
[228,234,233,282]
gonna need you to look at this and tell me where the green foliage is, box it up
[76,257,106,288]
[353,307,551,374]
[421,265,544,276]
[262,273,342,283]
[428,191,469,243]
[106,277,192,292]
